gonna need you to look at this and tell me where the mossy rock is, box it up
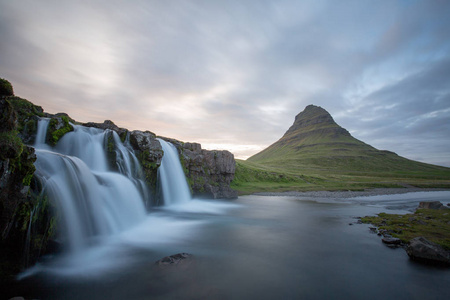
[0,78,14,97]
[6,97,44,143]
[0,131,23,161]
[0,99,17,132]
[46,115,74,146]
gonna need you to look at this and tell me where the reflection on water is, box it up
[15,193,450,299]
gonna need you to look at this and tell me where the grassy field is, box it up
[231,159,450,195]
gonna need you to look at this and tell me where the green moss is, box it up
[361,209,450,249]
[47,116,74,146]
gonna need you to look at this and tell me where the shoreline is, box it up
[253,187,450,199]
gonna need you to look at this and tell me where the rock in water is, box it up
[406,237,450,266]
[155,253,193,267]
[418,201,448,210]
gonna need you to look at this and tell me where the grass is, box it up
[231,159,450,195]
[361,209,450,250]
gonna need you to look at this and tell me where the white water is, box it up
[157,138,191,205]
[34,117,50,149]
[33,120,147,253]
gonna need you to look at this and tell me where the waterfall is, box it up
[157,138,191,205]
[33,119,147,253]
[112,132,151,209]
[34,117,50,149]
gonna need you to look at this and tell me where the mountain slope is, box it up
[247,105,449,174]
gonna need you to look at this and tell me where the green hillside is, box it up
[232,105,450,194]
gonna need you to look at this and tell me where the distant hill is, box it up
[248,105,446,173]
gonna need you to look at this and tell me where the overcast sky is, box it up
[1,0,449,166]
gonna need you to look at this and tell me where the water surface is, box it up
[17,193,450,299]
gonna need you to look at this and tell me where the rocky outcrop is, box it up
[406,237,450,266]
[83,119,127,139]
[161,138,237,199]
[129,130,164,200]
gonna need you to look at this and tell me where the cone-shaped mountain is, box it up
[248,105,445,173]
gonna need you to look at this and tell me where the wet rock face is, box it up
[164,138,237,199]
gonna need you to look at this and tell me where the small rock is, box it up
[406,237,450,266]
[155,253,193,267]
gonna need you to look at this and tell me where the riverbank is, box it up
[254,187,450,199]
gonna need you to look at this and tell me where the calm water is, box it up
[14,192,450,299]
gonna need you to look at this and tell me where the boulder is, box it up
[406,237,450,266]
[418,201,448,210]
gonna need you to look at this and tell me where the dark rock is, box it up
[155,253,193,267]
[406,237,450,266]
[129,130,163,205]
[418,201,448,210]
[382,237,402,245]
[83,120,128,137]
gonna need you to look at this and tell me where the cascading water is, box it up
[157,138,191,205]
[33,119,147,253]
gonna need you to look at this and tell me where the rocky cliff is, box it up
[0,82,55,280]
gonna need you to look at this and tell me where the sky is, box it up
[1,0,449,167]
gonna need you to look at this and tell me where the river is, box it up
[15,191,450,299]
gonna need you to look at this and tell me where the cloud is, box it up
[1,0,450,166]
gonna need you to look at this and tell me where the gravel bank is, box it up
[254,188,450,199]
